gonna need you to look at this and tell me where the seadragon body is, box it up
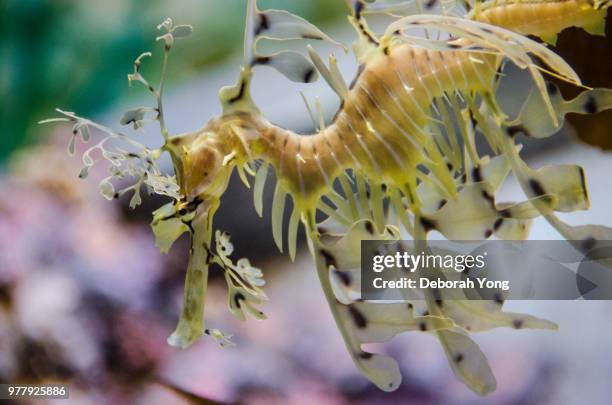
[43,0,612,395]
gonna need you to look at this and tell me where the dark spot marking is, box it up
[358,22,378,45]
[468,110,477,128]
[513,319,524,329]
[582,236,597,252]
[579,167,587,195]
[437,199,447,210]
[228,81,246,103]
[383,46,390,55]
[419,322,427,331]
[500,209,512,218]
[447,162,453,171]
[506,124,527,137]
[303,68,316,83]
[528,178,546,197]
[348,305,368,329]
[178,208,187,216]
[493,218,504,231]
[420,217,437,232]
[365,221,375,235]
[234,292,245,309]
[253,56,271,65]
[484,229,493,238]
[359,351,373,359]
[448,43,461,49]
[425,0,437,8]
[471,167,483,182]
[482,190,495,205]
[335,269,352,286]
[584,96,598,114]
[546,82,558,95]
[320,249,337,268]
[493,292,504,305]
[454,353,464,363]
[461,172,467,183]
[255,13,269,36]
[301,34,323,40]
[354,0,364,19]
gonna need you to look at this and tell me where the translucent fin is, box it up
[441,300,558,333]
[309,219,449,392]
[479,154,511,193]
[514,85,612,138]
[492,216,532,240]
[364,0,468,17]
[307,45,348,100]
[370,183,385,232]
[338,174,359,220]
[547,216,612,255]
[355,172,371,217]
[389,186,414,236]
[255,9,342,46]
[271,183,287,252]
[343,302,454,343]
[287,207,301,261]
[253,162,269,217]
[151,202,190,253]
[424,184,554,239]
[437,329,496,395]
[523,164,589,212]
[253,51,318,83]
[236,164,251,188]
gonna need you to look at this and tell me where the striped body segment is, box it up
[254,45,499,209]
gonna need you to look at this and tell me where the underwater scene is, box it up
[1,0,612,404]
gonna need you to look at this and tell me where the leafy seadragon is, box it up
[41,0,612,395]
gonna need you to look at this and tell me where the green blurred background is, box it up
[0,0,346,163]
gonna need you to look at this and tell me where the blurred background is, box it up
[1,1,612,404]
